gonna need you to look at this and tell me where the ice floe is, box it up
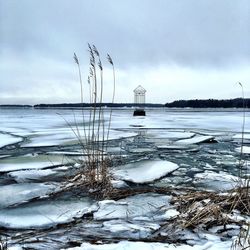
[0,197,95,229]
[194,171,240,191]
[113,160,179,184]
[146,131,195,139]
[0,155,66,172]
[233,133,250,140]
[156,144,192,150]
[102,220,160,238]
[235,146,250,154]
[175,135,215,145]
[0,133,23,148]
[94,193,174,221]
[0,183,56,208]
[8,169,58,182]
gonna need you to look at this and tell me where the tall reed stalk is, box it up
[72,45,115,197]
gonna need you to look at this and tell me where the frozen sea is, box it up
[0,107,249,249]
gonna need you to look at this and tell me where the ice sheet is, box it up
[0,183,56,208]
[102,220,160,238]
[0,133,23,148]
[146,131,195,139]
[175,135,215,144]
[235,146,250,154]
[94,193,172,220]
[0,197,95,229]
[0,155,66,172]
[113,160,179,183]
[194,171,240,191]
[8,169,57,182]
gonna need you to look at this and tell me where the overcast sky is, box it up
[0,0,249,104]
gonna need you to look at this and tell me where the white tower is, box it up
[133,85,146,116]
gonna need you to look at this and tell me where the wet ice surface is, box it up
[94,193,173,220]
[235,145,250,154]
[0,183,57,208]
[193,171,241,191]
[113,160,179,183]
[0,197,95,229]
[0,133,23,148]
[0,108,249,249]
[0,154,66,172]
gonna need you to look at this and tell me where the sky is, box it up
[0,0,249,104]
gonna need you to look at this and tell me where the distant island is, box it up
[165,98,249,108]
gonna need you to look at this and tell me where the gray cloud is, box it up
[0,0,249,104]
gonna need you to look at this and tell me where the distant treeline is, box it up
[165,98,249,108]
[34,103,164,108]
[0,105,32,108]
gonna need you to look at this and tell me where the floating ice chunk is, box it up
[113,160,179,184]
[194,171,240,191]
[8,169,57,182]
[0,197,95,229]
[233,133,250,140]
[0,155,65,172]
[106,130,137,140]
[176,135,215,145]
[94,193,171,220]
[153,209,180,220]
[102,220,160,238]
[0,183,56,208]
[128,148,156,153]
[235,146,250,154]
[22,133,75,147]
[146,131,195,139]
[0,133,23,148]
[156,145,191,150]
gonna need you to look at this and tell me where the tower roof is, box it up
[134,85,146,94]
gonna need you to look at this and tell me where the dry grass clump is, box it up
[231,224,250,250]
[172,187,249,230]
[70,44,116,198]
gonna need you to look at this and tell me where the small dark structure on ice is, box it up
[133,85,146,116]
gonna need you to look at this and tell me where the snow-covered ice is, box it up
[0,155,65,172]
[8,169,58,182]
[235,146,250,154]
[113,160,179,183]
[0,133,23,148]
[0,197,95,229]
[194,171,240,191]
[0,183,56,208]
[102,220,160,238]
[94,193,173,220]
[146,131,195,139]
[175,135,215,145]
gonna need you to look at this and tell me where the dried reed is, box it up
[71,45,116,198]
